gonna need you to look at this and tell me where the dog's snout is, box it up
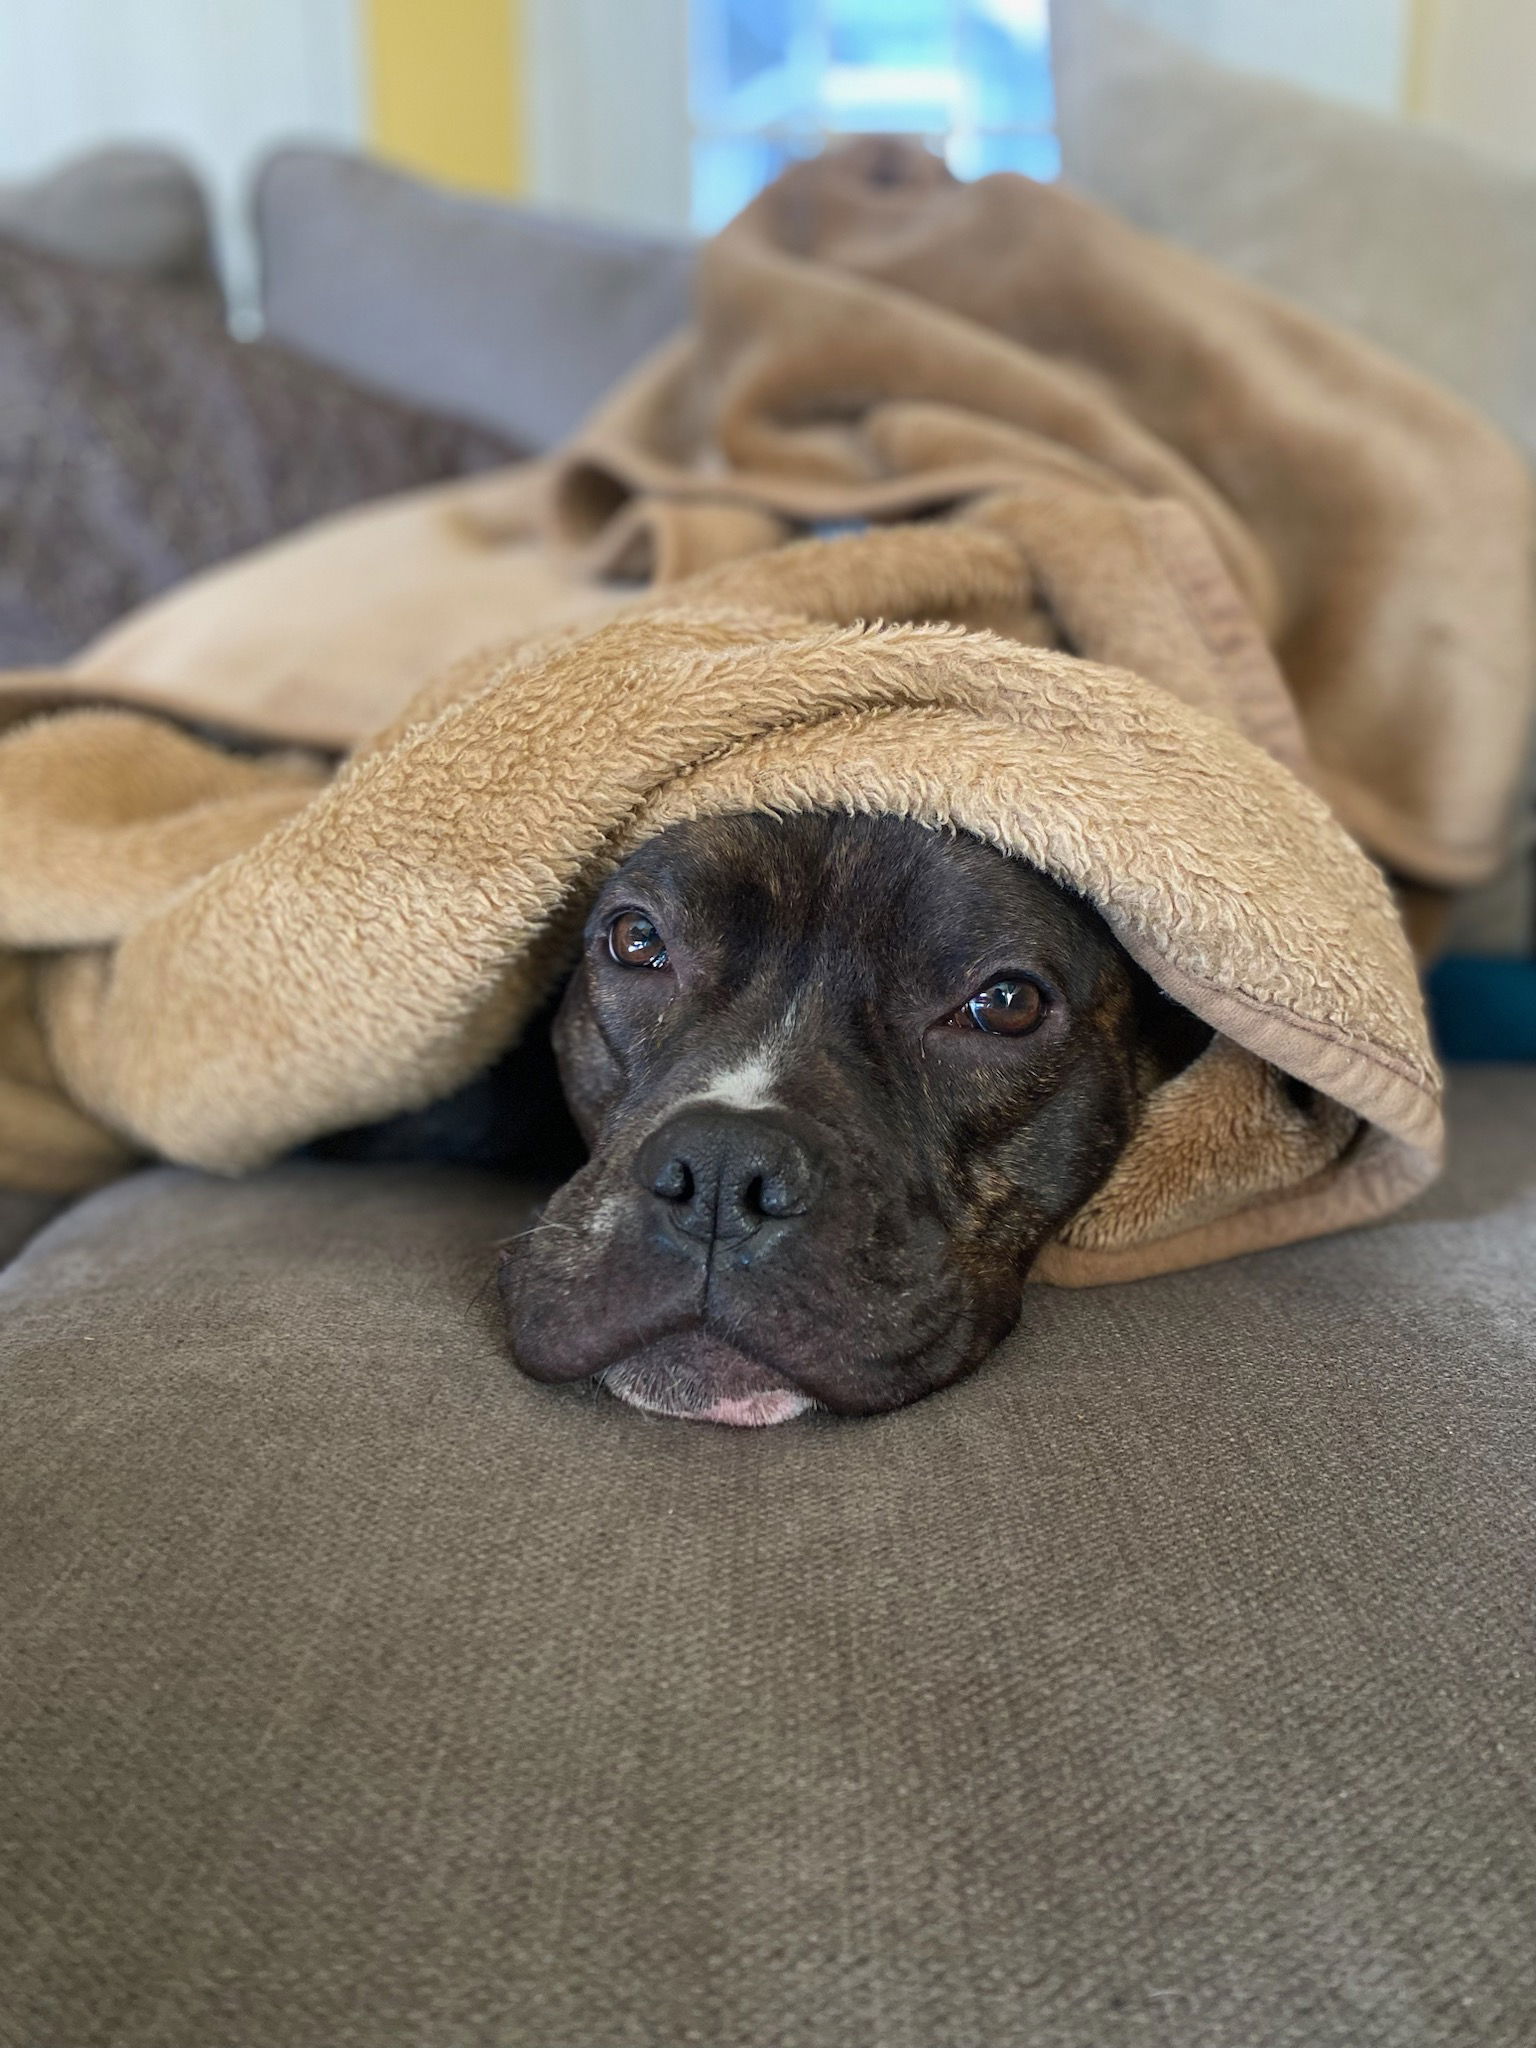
[636,1110,819,1246]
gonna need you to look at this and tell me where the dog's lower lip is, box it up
[616,1382,814,1427]
[597,1330,814,1427]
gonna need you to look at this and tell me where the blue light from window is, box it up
[690,0,1057,233]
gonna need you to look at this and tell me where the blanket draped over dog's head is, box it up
[0,141,1530,1282]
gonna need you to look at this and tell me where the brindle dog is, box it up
[500,811,1210,1425]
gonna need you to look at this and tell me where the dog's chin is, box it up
[598,1330,816,1428]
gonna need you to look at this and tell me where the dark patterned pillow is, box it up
[0,234,520,666]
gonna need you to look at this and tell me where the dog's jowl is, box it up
[500,811,1210,1425]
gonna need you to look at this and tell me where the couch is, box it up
[4,20,1535,2048]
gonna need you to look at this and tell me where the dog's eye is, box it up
[951,979,1045,1035]
[607,910,669,969]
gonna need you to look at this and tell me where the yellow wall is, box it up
[363,0,523,195]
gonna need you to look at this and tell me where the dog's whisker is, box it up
[499,1218,583,1248]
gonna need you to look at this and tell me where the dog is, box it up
[499,810,1211,1425]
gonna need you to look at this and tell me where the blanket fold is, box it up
[552,141,1532,885]
[0,141,1529,1284]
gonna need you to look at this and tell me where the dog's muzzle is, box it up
[501,1095,984,1430]
[501,1105,846,1425]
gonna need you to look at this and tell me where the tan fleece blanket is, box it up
[0,142,1529,1284]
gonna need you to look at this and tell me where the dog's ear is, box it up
[1130,967,1215,1093]
[551,962,624,1144]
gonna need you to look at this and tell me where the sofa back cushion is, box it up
[1051,0,1536,964]
[1050,0,1536,468]
[255,148,696,452]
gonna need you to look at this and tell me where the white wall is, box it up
[525,0,690,232]
[0,0,364,308]
[1113,0,1410,113]
[1084,0,1536,170]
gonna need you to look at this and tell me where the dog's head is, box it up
[500,811,1208,1423]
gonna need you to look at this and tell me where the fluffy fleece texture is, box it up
[0,142,1527,1280]
[0,540,1439,1280]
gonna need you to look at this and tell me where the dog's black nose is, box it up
[636,1110,819,1247]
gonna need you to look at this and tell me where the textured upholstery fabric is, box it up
[3,1067,1534,2047]
[255,147,696,450]
[0,145,217,293]
[0,236,518,667]
[0,1187,62,1265]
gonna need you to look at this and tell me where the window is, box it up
[689,0,1057,233]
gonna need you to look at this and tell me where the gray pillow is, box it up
[0,235,519,668]
[254,147,696,451]
[0,144,219,294]
[1050,0,1536,466]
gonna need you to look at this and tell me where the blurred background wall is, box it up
[0,0,1530,305]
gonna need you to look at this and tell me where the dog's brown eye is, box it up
[955,979,1045,1035]
[608,910,669,969]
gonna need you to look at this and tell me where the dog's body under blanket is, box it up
[0,142,1530,1286]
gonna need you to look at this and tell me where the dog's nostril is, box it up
[651,1156,693,1203]
[753,1172,805,1219]
[635,1110,820,1244]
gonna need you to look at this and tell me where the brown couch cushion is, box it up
[3,1068,1534,2046]
[0,235,519,667]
